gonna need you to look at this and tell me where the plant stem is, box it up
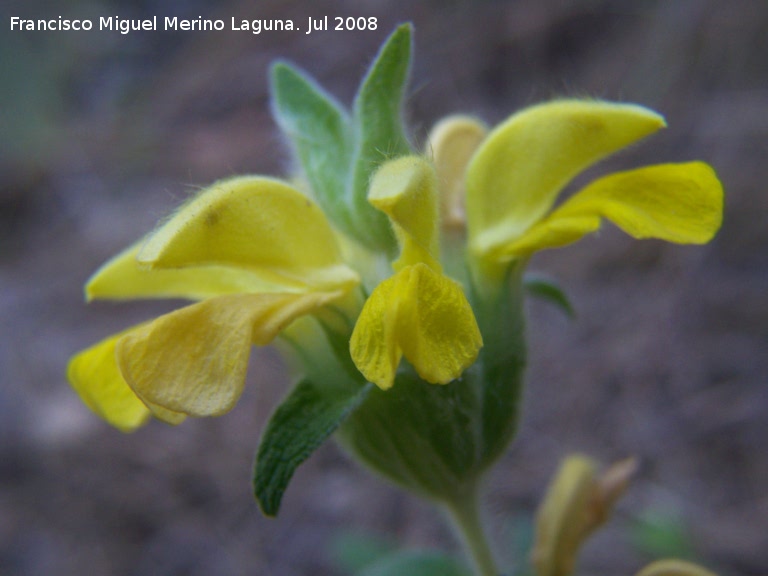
[444,488,499,576]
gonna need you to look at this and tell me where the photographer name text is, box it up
[9,15,379,35]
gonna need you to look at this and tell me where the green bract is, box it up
[271,24,412,255]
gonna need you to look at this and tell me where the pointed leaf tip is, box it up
[254,380,371,516]
[524,274,576,318]
[349,22,415,251]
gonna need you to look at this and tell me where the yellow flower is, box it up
[635,560,718,576]
[69,161,483,430]
[350,156,483,390]
[458,100,723,280]
[531,455,720,576]
[68,99,724,433]
[531,455,638,576]
[68,176,360,431]
[428,115,489,229]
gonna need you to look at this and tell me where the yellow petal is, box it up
[635,560,718,576]
[559,162,724,242]
[531,455,637,576]
[86,241,293,301]
[116,291,342,417]
[143,401,187,425]
[427,115,488,227]
[368,156,441,271]
[67,330,152,432]
[495,214,601,258]
[350,263,482,390]
[501,162,723,258]
[138,176,359,291]
[532,455,638,576]
[466,100,666,259]
[531,455,596,576]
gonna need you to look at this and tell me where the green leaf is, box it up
[350,23,415,251]
[358,550,471,576]
[254,379,371,516]
[630,509,696,560]
[331,531,397,574]
[524,273,575,318]
[270,62,356,237]
[269,25,414,253]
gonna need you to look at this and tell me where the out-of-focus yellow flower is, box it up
[428,115,489,228]
[531,457,720,576]
[635,559,718,576]
[531,454,638,576]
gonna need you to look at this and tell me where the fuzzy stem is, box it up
[444,488,499,576]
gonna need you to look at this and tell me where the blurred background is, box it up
[1,0,766,574]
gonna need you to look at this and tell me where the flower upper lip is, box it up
[465,99,669,259]
[457,100,722,282]
[69,176,362,431]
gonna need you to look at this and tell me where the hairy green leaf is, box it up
[270,62,356,236]
[269,25,414,253]
[338,369,483,501]
[470,263,528,471]
[254,379,371,516]
[350,23,414,251]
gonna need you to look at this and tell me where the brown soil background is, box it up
[1,1,766,574]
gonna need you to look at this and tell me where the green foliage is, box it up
[270,63,356,236]
[270,24,415,253]
[338,368,486,501]
[524,273,576,318]
[331,531,398,574]
[253,378,371,516]
[631,509,696,560]
[331,532,471,576]
[357,550,471,576]
[350,24,414,248]
[470,264,528,471]
[505,513,536,576]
